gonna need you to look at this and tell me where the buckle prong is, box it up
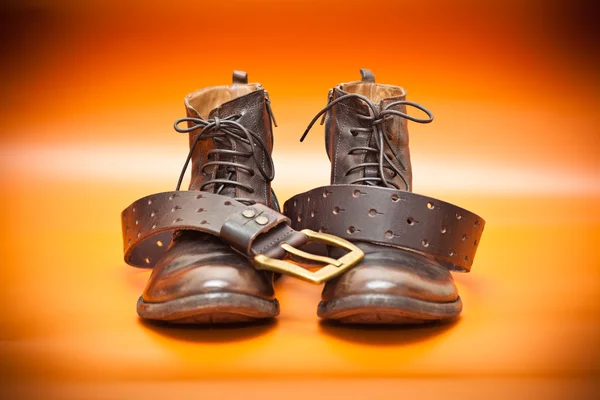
[253,229,364,284]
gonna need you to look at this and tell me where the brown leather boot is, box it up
[284,69,485,324]
[134,71,281,323]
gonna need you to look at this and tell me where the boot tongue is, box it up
[205,93,246,199]
[205,89,266,199]
[331,86,386,188]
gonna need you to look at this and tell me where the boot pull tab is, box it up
[360,68,375,83]
[232,70,248,84]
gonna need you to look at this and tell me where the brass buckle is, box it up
[253,229,364,284]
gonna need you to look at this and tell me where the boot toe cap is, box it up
[322,245,458,303]
[142,235,275,303]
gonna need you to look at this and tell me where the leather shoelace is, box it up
[174,114,275,205]
[300,93,434,191]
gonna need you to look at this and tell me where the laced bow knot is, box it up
[300,93,434,191]
[173,114,275,205]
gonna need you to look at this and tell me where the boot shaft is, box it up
[183,72,275,206]
[324,69,414,191]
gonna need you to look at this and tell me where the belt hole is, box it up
[427,202,434,210]
[369,209,378,217]
[333,206,340,215]
[391,194,399,202]
[347,226,356,234]
[421,239,429,248]
[406,217,414,225]
[310,210,315,217]
[456,212,462,219]
[473,240,478,246]
[157,240,163,247]
[449,250,455,256]
[462,234,468,241]
[385,230,393,239]
[474,219,480,227]
[441,225,447,233]
[145,258,150,264]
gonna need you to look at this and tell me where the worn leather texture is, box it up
[322,242,459,303]
[185,88,274,205]
[283,185,484,272]
[142,231,276,304]
[325,80,413,190]
[122,192,308,268]
[128,79,282,313]
[287,70,485,318]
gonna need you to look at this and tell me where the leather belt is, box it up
[283,185,485,272]
[121,191,364,283]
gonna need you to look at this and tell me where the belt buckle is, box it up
[253,229,364,284]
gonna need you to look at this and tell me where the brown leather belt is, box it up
[121,191,364,283]
[283,185,485,272]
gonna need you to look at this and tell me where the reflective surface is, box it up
[0,0,598,397]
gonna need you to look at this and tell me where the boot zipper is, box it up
[264,91,278,127]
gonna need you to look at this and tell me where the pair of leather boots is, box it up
[121,69,484,325]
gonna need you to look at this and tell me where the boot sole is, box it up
[137,293,279,324]
[318,294,462,324]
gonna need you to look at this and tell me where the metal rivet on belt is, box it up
[255,216,269,225]
[242,209,256,218]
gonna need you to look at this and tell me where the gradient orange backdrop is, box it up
[1,0,599,398]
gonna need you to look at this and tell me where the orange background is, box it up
[1,0,599,398]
